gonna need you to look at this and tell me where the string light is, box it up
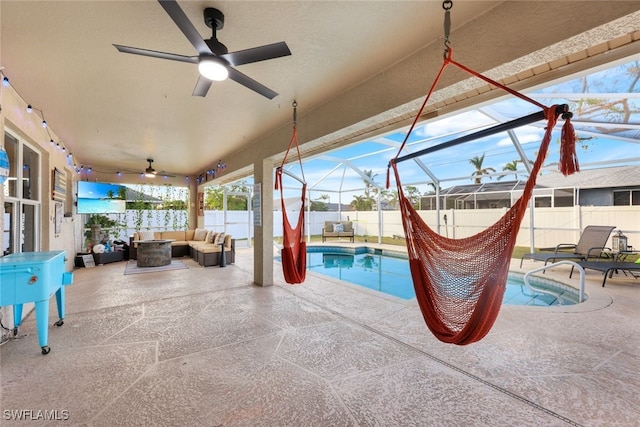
[2,68,220,183]
[1,68,75,167]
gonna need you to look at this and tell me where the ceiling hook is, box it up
[292,100,298,127]
[443,0,452,55]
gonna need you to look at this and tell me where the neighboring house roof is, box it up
[124,188,163,202]
[437,181,527,195]
[535,165,640,189]
[425,166,640,196]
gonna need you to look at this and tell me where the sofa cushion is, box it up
[215,232,226,245]
[161,230,187,241]
[194,228,208,241]
[138,230,155,241]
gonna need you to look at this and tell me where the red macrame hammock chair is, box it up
[275,106,307,284]
[388,48,579,345]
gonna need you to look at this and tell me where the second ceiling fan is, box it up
[114,0,291,99]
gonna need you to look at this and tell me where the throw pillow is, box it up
[207,231,218,244]
[139,230,155,241]
[215,232,226,245]
[326,224,334,232]
[334,223,344,233]
[194,228,208,241]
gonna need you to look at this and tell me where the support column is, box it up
[253,158,274,286]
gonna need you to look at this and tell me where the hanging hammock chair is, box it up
[388,48,578,345]
[275,103,307,284]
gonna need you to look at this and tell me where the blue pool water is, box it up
[299,247,580,306]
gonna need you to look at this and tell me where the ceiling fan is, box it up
[142,158,174,178]
[113,0,291,99]
[144,158,156,177]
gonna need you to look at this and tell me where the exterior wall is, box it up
[1,81,76,328]
[1,80,76,270]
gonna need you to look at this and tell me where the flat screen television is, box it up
[77,181,127,214]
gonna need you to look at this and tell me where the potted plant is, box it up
[84,214,125,249]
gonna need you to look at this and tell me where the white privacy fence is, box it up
[204,206,638,249]
[90,205,639,250]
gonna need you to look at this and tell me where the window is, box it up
[613,189,640,206]
[3,130,41,254]
[4,133,18,198]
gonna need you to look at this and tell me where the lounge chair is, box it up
[520,225,616,268]
[570,261,640,287]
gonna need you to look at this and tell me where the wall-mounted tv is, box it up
[77,181,127,214]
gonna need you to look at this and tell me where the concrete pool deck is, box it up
[1,244,638,425]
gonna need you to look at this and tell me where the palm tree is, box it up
[469,153,496,184]
[425,182,441,194]
[498,160,519,181]
[362,169,378,198]
[351,195,373,211]
[383,189,399,210]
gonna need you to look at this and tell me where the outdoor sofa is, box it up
[129,229,235,267]
[322,221,355,242]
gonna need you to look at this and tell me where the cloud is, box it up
[495,126,545,147]
[413,110,494,139]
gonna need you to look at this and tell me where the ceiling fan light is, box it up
[198,57,228,81]
[145,172,156,178]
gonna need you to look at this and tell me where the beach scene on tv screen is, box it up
[77,181,126,214]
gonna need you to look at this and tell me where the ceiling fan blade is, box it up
[157,0,211,55]
[220,42,291,67]
[113,44,197,64]
[227,67,278,99]
[192,75,213,97]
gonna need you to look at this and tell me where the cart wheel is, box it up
[55,319,64,327]
[41,346,50,355]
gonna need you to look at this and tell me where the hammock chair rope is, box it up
[388,45,578,345]
[275,101,307,284]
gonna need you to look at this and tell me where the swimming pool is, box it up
[300,246,581,306]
